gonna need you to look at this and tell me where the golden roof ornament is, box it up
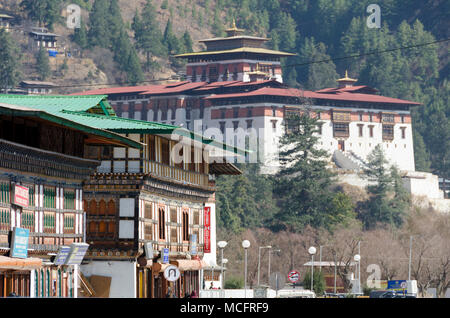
[337,70,357,82]
[225,19,244,36]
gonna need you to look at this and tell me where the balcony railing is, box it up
[144,160,209,187]
[0,138,98,180]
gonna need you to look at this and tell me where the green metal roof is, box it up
[0,94,116,116]
[60,110,177,133]
[60,110,249,156]
[0,102,142,149]
[0,94,248,156]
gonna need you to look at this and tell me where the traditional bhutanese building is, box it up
[0,93,245,298]
[72,22,447,204]
[0,13,13,32]
[0,94,140,298]
[28,27,59,52]
[77,114,244,298]
[176,19,295,83]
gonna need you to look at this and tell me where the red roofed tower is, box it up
[175,20,295,83]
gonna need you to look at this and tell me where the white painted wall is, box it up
[80,261,137,298]
[403,171,444,199]
[315,118,415,172]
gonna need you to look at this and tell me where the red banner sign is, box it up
[204,207,211,253]
[14,185,29,207]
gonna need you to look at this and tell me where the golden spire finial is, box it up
[232,18,236,29]
[337,69,358,86]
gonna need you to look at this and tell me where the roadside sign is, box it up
[162,248,169,264]
[387,280,407,291]
[10,227,29,259]
[164,265,180,282]
[65,243,89,265]
[53,246,71,265]
[288,270,300,283]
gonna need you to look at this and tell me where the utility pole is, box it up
[358,241,361,294]
[408,236,413,281]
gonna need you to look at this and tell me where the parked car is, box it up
[370,290,416,298]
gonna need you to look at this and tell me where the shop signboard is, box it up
[65,243,89,265]
[190,234,197,255]
[53,246,71,265]
[144,242,153,259]
[14,185,29,208]
[10,227,29,259]
[162,248,169,264]
[204,207,211,253]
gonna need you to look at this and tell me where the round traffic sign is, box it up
[288,270,300,283]
[164,265,181,282]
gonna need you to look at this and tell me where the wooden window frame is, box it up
[382,124,394,140]
[182,210,189,242]
[400,127,406,139]
[148,135,156,162]
[333,123,349,138]
[158,207,166,240]
[358,124,364,137]
[160,138,170,166]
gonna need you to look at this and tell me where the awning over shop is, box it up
[152,259,208,273]
[0,256,42,270]
[171,259,208,271]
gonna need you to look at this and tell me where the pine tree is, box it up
[113,29,144,85]
[126,48,144,85]
[0,29,22,92]
[108,0,124,42]
[88,0,110,48]
[211,7,225,37]
[36,46,51,81]
[133,0,167,72]
[361,145,410,229]
[273,109,336,232]
[298,37,338,90]
[412,130,431,172]
[163,19,181,54]
[182,31,193,53]
[20,0,61,29]
[72,18,88,49]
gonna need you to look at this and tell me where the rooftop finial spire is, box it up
[337,70,358,87]
[225,18,244,37]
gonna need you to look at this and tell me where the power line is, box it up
[285,38,450,68]
[12,37,449,91]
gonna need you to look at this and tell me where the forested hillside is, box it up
[1,0,446,179]
[1,0,448,291]
[1,0,448,228]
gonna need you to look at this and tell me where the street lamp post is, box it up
[319,246,323,273]
[217,241,228,289]
[354,254,361,295]
[257,246,271,286]
[268,249,280,287]
[242,240,251,298]
[408,236,413,281]
[222,258,228,288]
[308,246,316,293]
